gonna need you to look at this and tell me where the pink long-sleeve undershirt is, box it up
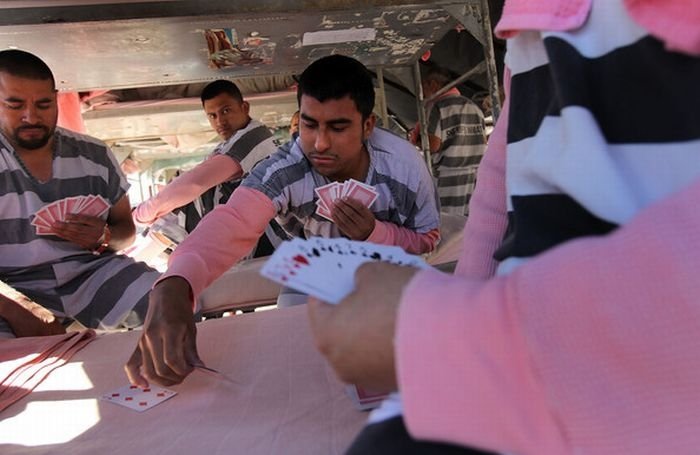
[133,154,242,224]
[396,60,700,454]
[160,186,440,307]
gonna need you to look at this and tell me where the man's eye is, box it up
[222,108,231,115]
[37,103,53,110]
[330,126,347,132]
[4,104,22,110]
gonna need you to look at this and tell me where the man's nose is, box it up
[21,106,40,124]
[314,129,330,152]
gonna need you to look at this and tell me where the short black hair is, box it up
[0,49,55,89]
[297,55,375,120]
[201,79,244,104]
[420,62,453,89]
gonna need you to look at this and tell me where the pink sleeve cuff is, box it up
[366,221,439,255]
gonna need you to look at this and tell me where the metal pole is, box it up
[413,61,433,176]
[480,0,501,121]
[376,67,389,129]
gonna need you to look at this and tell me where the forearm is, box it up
[398,177,700,454]
[366,222,440,255]
[159,186,276,306]
[134,156,241,224]
[105,220,136,251]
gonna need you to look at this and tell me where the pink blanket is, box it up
[0,307,365,454]
[0,330,96,413]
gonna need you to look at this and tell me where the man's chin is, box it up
[16,136,51,150]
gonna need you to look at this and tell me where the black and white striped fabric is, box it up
[243,128,440,241]
[494,0,700,274]
[0,128,160,335]
[173,119,281,256]
[427,95,486,216]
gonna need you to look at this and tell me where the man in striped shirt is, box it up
[0,50,160,338]
[417,63,487,216]
[133,80,278,234]
[126,55,441,387]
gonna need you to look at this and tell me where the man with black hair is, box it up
[125,54,440,386]
[133,79,278,230]
[0,49,159,337]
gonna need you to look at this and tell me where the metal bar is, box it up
[376,67,389,128]
[412,61,433,176]
[480,0,501,121]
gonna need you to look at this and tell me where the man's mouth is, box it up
[18,126,47,136]
[309,154,337,165]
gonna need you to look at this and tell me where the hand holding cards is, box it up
[314,179,378,222]
[31,195,109,236]
[260,237,431,304]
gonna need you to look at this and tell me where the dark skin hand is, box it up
[332,197,376,241]
[124,277,202,387]
[52,214,105,250]
[0,293,65,337]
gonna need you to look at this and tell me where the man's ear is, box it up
[242,101,250,115]
[363,113,376,140]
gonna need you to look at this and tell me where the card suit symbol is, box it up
[112,393,120,397]
[292,255,309,265]
[157,392,165,397]
[311,248,321,257]
[139,401,148,406]
[129,385,138,389]
[125,397,133,401]
[371,253,381,260]
[143,388,151,392]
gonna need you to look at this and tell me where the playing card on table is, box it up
[100,384,177,412]
[260,237,430,304]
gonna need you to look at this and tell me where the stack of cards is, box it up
[314,179,378,222]
[260,237,431,304]
[345,385,391,411]
[31,195,110,236]
[100,384,177,412]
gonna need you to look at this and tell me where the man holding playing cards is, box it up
[0,50,160,338]
[125,54,440,386]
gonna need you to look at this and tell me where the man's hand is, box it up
[307,262,419,391]
[332,198,376,240]
[124,277,201,387]
[52,214,106,250]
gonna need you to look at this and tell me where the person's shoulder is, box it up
[438,95,483,113]
[369,128,423,164]
[250,138,309,175]
[368,128,432,182]
[56,127,110,152]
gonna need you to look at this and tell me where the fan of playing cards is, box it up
[260,237,431,304]
[314,179,378,221]
[31,195,110,236]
